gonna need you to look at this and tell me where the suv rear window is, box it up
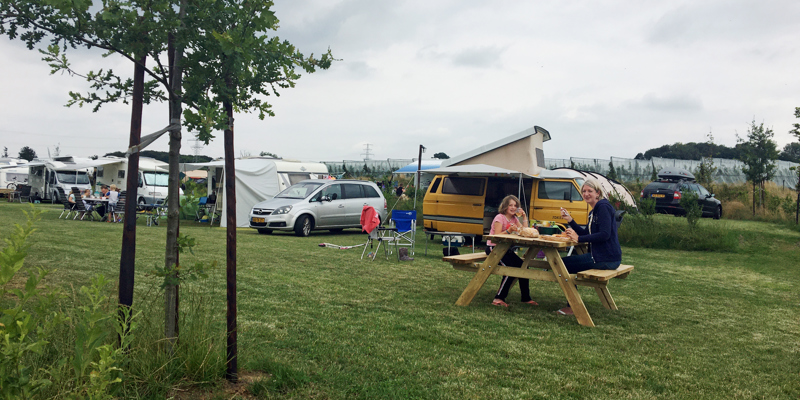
[442,177,484,196]
[646,182,677,190]
[362,185,380,198]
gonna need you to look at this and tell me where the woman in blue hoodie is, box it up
[559,179,622,315]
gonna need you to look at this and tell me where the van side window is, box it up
[343,184,364,199]
[442,177,484,196]
[538,181,582,201]
[362,185,380,198]
[429,177,442,193]
[312,184,342,202]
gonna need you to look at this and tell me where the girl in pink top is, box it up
[486,195,538,307]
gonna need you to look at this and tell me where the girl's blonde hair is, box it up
[581,179,605,200]
[498,195,521,215]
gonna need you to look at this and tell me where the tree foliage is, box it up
[737,120,779,214]
[104,150,212,164]
[18,146,36,161]
[259,151,279,158]
[640,142,745,160]
[779,142,800,163]
[433,152,449,159]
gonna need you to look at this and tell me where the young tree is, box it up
[695,132,717,191]
[18,146,36,161]
[607,160,618,181]
[789,107,800,223]
[737,120,779,215]
[182,1,332,380]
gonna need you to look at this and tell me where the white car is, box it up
[249,179,388,236]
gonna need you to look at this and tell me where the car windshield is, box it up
[142,172,169,187]
[56,171,90,184]
[275,182,323,199]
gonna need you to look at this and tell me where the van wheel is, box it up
[138,198,146,211]
[258,229,273,235]
[294,215,313,237]
[52,191,59,204]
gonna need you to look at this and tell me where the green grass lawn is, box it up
[2,203,799,399]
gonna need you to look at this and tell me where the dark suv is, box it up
[640,168,722,219]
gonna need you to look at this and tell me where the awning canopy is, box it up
[423,164,534,178]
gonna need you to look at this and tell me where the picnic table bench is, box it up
[443,234,634,326]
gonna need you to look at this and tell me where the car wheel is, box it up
[713,205,722,220]
[258,229,273,235]
[329,228,344,233]
[294,215,313,237]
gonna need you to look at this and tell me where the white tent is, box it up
[181,158,329,228]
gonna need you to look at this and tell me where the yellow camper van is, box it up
[422,168,592,237]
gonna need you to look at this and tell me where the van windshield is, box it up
[56,171,90,184]
[143,172,170,187]
[276,182,323,199]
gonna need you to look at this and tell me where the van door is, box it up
[422,176,443,230]
[532,179,589,225]
[428,176,486,235]
[310,183,345,227]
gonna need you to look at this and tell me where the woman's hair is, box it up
[581,179,605,200]
[498,195,521,215]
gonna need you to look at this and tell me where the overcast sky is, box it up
[1,0,799,163]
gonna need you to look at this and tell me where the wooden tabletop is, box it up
[485,233,578,248]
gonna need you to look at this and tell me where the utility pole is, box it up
[414,144,425,209]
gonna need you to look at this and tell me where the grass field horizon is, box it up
[1,202,798,399]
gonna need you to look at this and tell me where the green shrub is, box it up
[679,191,702,227]
[638,198,656,217]
[619,214,738,252]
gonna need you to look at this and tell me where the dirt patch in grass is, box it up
[169,371,268,400]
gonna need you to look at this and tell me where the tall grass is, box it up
[619,214,739,252]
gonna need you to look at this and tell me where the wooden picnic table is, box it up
[445,233,633,327]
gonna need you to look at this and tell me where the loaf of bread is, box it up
[519,227,539,238]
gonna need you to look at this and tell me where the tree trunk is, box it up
[224,98,238,383]
[164,5,186,351]
[795,174,800,224]
[118,53,146,337]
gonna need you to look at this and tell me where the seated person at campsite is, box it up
[486,195,538,308]
[96,185,110,220]
[81,189,94,212]
[559,179,622,315]
[68,191,77,206]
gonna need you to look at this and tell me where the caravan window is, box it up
[142,172,169,187]
[538,181,582,201]
[287,174,311,185]
[442,177,484,196]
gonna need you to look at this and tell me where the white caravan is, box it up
[181,158,330,227]
[0,158,29,189]
[94,157,181,205]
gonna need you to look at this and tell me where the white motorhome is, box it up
[95,157,180,205]
[0,158,29,189]
[26,156,94,202]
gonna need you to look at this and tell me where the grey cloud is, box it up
[417,45,506,68]
[626,93,703,113]
[647,0,800,45]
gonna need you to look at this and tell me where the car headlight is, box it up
[273,205,292,215]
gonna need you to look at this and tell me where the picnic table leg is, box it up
[594,286,618,310]
[455,242,510,306]
[544,248,595,327]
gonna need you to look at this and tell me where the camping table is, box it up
[82,198,108,219]
[424,231,477,255]
[453,233,599,327]
[0,188,13,201]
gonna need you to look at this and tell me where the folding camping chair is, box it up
[360,206,396,261]
[195,196,208,221]
[390,210,417,256]
[56,187,74,219]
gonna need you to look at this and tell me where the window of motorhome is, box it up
[56,171,90,184]
[442,177,484,196]
[142,172,169,187]
[97,167,104,178]
[538,181,582,201]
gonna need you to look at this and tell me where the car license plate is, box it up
[651,194,665,198]
[252,217,265,223]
